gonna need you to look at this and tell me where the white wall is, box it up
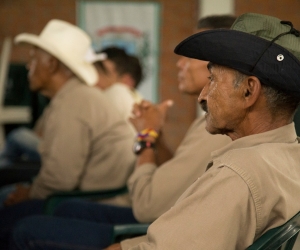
[198,0,234,17]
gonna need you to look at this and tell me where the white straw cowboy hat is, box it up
[14,19,105,86]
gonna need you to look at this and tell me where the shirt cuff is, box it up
[120,235,148,250]
[128,163,157,186]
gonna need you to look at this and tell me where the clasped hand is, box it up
[129,99,174,132]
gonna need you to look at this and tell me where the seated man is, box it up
[6,15,235,250]
[94,47,143,121]
[6,19,136,203]
[0,19,137,248]
[0,47,142,171]
[103,12,300,249]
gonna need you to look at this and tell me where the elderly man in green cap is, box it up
[102,12,300,250]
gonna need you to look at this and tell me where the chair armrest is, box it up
[111,223,150,243]
[247,211,300,250]
[44,186,128,215]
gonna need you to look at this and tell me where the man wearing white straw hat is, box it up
[0,20,136,209]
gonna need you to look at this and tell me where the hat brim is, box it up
[15,33,98,86]
[174,29,300,96]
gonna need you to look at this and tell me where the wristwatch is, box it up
[133,140,155,155]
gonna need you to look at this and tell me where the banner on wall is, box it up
[77,1,161,102]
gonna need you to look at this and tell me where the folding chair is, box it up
[43,186,128,215]
[43,186,149,243]
[247,211,300,250]
[111,223,149,244]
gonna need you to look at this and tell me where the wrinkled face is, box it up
[198,63,246,135]
[26,46,52,93]
[176,28,210,96]
[95,59,119,90]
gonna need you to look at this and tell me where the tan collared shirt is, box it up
[30,78,136,205]
[104,83,143,120]
[103,83,143,134]
[128,115,231,222]
[122,123,300,249]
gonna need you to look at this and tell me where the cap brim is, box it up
[174,29,300,96]
[174,30,267,75]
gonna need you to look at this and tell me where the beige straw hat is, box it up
[15,19,105,86]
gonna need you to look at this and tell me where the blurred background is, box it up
[0,0,300,152]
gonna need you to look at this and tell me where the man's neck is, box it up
[227,114,292,141]
[41,76,73,99]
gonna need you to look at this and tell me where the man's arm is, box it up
[104,243,122,250]
[120,167,256,250]
[29,107,90,199]
[127,107,230,223]
[129,99,174,167]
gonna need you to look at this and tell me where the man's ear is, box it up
[243,76,262,108]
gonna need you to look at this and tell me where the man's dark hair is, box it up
[262,85,300,117]
[96,47,143,89]
[125,55,143,88]
[233,69,300,118]
[197,15,236,29]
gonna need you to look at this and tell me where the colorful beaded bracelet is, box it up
[137,128,159,141]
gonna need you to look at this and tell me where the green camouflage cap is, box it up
[232,13,300,61]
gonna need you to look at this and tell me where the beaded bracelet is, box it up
[137,128,159,141]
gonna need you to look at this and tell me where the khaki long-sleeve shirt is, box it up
[103,83,143,134]
[122,123,300,249]
[128,115,231,222]
[30,78,136,205]
[104,83,142,120]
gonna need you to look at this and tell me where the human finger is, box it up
[157,99,174,116]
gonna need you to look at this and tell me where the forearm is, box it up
[130,99,174,168]
[136,148,156,167]
[127,161,175,222]
[120,235,148,250]
[29,173,73,199]
[135,129,158,168]
[154,133,173,165]
[136,136,173,167]
[29,152,85,198]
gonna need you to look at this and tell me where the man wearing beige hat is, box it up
[0,20,136,208]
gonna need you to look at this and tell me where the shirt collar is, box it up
[211,123,298,160]
[50,77,83,103]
